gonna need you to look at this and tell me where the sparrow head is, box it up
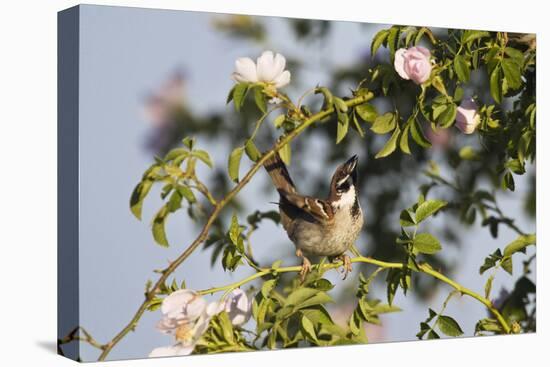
[329,155,359,201]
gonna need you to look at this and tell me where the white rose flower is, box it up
[223,288,251,326]
[455,98,481,134]
[150,289,217,358]
[232,50,291,89]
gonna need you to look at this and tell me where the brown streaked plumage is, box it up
[264,153,364,280]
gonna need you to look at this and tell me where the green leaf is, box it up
[427,330,440,339]
[300,315,319,343]
[502,171,515,191]
[399,123,411,154]
[192,150,213,168]
[387,27,400,59]
[371,29,389,57]
[228,146,244,183]
[152,205,169,247]
[462,30,489,45]
[261,279,277,297]
[502,58,522,90]
[228,213,241,246]
[273,114,286,128]
[415,199,447,223]
[232,83,249,111]
[375,126,400,159]
[336,115,349,144]
[437,103,457,128]
[410,118,431,148]
[355,103,377,123]
[413,233,442,254]
[479,249,503,275]
[244,139,261,162]
[177,185,196,204]
[182,136,195,150]
[454,55,470,82]
[371,112,396,134]
[279,142,291,165]
[130,179,154,220]
[254,86,267,113]
[436,315,464,337]
[399,209,416,227]
[503,234,536,257]
[501,257,513,275]
[490,66,502,103]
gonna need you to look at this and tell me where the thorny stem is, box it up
[95,91,375,361]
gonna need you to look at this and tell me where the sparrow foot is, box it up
[338,254,352,280]
[296,249,312,283]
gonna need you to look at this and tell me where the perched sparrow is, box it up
[264,153,364,280]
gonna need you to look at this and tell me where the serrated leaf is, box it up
[371,112,396,134]
[436,315,464,337]
[228,146,244,183]
[454,55,470,82]
[415,199,447,223]
[375,126,400,159]
[413,233,442,254]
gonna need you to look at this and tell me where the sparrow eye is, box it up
[336,179,350,193]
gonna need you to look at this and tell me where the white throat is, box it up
[332,187,356,210]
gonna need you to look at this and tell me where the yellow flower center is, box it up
[175,323,193,342]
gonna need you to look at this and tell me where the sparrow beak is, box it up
[344,155,358,174]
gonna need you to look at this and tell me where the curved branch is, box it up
[97,92,375,361]
[197,256,511,334]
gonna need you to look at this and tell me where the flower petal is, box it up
[161,290,195,318]
[394,49,410,80]
[234,57,258,83]
[273,70,291,88]
[412,46,431,59]
[257,50,278,82]
[149,344,194,358]
[224,289,252,326]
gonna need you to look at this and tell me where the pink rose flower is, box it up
[455,98,481,134]
[394,46,432,85]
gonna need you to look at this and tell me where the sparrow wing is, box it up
[279,190,333,222]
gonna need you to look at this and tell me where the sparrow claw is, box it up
[299,257,312,283]
[339,254,352,280]
[296,249,312,283]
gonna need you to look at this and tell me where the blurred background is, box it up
[74,5,535,361]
